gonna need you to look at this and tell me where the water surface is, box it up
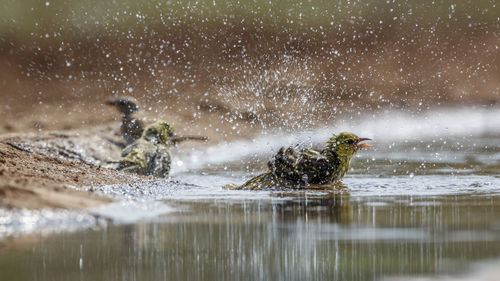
[1,108,500,281]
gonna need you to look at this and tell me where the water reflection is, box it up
[1,194,500,281]
[269,191,351,224]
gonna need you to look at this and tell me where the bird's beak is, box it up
[357,138,372,149]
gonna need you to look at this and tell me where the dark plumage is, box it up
[226,132,371,190]
[107,96,208,146]
[106,96,144,145]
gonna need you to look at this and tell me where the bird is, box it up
[106,96,208,146]
[117,120,175,178]
[106,96,144,145]
[226,132,371,190]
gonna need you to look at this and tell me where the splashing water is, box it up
[171,107,500,174]
[1,108,500,281]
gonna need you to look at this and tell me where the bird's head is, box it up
[326,132,371,160]
[106,96,139,115]
[142,120,175,145]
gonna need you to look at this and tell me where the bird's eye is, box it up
[346,139,356,145]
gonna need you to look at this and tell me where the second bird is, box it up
[118,120,174,178]
[107,96,208,146]
[106,96,144,145]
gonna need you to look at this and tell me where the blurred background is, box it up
[0,0,498,138]
[1,3,500,280]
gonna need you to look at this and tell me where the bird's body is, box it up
[106,97,145,145]
[120,115,144,145]
[228,133,371,190]
[107,96,208,146]
[118,120,174,178]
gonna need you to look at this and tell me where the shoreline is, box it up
[0,126,144,209]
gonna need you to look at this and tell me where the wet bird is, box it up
[107,96,208,145]
[106,96,144,145]
[227,132,371,190]
[118,120,175,178]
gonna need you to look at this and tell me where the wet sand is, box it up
[0,105,257,209]
[0,130,128,209]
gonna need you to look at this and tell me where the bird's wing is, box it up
[268,147,302,182]
[118,141,155,174]
[294,149,335,184]
[121,116,144,144]
[150,146,172,178]
[120,142,136,157]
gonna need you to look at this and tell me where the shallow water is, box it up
[1,108,500,280]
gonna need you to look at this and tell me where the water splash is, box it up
[0,208,100,238]
[172,107,500,173]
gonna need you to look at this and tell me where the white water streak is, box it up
[172,107,500,173]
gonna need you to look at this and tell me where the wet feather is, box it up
[231,132,371,190]
[118,120,174,178]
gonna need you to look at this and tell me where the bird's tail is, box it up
[171,135,208,144]
[223,172,277,190]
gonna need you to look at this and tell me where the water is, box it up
[1,108,500,281]
[2,192,500,281]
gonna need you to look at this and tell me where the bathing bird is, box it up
[118,120,174,178]
[227,132,371,190]
[107,96,208,145]
[106,96,144,145]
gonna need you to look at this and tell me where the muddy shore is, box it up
[0,127,136,209]
[0,106,259,209]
